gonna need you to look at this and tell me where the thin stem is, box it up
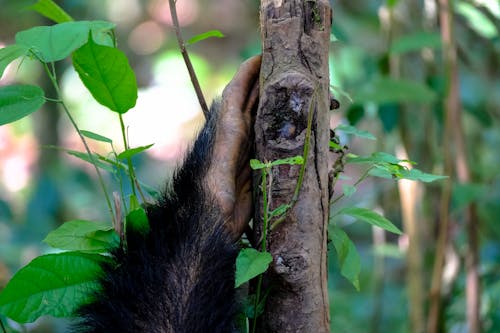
[168,0,209,118]
[270,88,318,231]
[329,166,374,206]
[43,63,115,226]
[252,167,270,333]
[118,114,138,199]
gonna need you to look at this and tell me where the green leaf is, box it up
[455,1,498,39]
[235,248,272,288]
[330,226,361,290]
[43,220,117,252]
[386,0,401,8]
[0,252,104,323]
[373,244,404,259]
[66,150,115,173]
[0,45,29,79]
[80,130,113,144]
[335,124,376,140]
[452,183,485,211]
[329,140,342,150]
[250,159,267,170]
[397,168,448,182]
[338,207,403,235]
[15,21,114,63]
[117,144,154,160]
[342,185,356,197]
[126,206,150,237]
[355,77,437,104]
[28,0,74,23]
[0,85,45,126]
[269,156,304,167]
[187,30,225,45]
[390,32,442,54]
[347,152,403,165]
[269,204,291,219]
[72,37,137,113]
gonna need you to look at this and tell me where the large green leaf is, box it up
[390,32,442,54]
[337,207,403,235]
[330,226,361,290]
[15,21,115,63]
[0,252,104,323]
[355,77,437,104]
[235,248,272,288]
[72,37,137,113]
[43,220,117,252]
[28,0,74,23]
[0,85,45,126]
[0,45,29,79]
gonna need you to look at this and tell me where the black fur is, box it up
[73,101,240,332]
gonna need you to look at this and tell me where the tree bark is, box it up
[253,1,332,332]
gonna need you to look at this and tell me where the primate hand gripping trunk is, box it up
[73,56,260,333]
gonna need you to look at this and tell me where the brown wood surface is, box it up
[253,1,332,331]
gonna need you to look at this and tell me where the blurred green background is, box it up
[0,0,498,332]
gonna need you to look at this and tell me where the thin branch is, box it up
[168,0,209,118]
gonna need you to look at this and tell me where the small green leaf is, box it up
[43,220,117,252]
[28,0,74,23]
[390,32,442,54]
[355,77,437,104]
[397,168,448,182]
[373,244,404,259]
[117,144,154,160]
[342,185,356,197]
[81,130,112,144]
[235,248,272,288]
[0,45,29,79]
[66,150,115,173]
[250,159,267,170]
[455,1,498,39]
[329,140,342,150]
[126,206,150,237]
[338,207,403,235]
[0,85,45,125]
[330,226,361,290]
[335,124,376,140]
[72,37,137,113]
[187,30,225,45]
[269,204,291,219]
[347,152,403,165]
[0,252,104,323]
[270,156,304,167]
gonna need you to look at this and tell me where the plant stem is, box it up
[329,166,374,206]
[43,63,116,226]
[168,0,209,118]
[253,167,270,333]
[270,89,318,231]
[118,114,138,201]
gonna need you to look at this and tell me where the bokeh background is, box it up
[0,0,499,332]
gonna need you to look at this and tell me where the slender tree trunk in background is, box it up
[253,1,332,332]
[437,1,481,332]
[429,1,481,332]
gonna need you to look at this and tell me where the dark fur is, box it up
[73,101,239,332]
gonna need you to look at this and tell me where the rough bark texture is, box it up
[253,1,331,332]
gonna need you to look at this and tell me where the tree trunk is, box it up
[253,1,332,332]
